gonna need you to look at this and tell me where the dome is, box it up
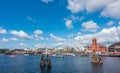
[108,42,120,52]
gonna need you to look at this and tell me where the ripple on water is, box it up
[0,55,120,73]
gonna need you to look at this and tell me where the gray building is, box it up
[108,42,120,52]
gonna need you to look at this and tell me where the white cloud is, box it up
[64,15,84,30]
[107,20,114,26]
[2,38,9,42]
[98,27,120,43]
[41,0,54,3]
[26,16,36,22]
[65,15,85,21]
[70,15,85,21]
[82,20,99,32]
[33,30,44,40]
[1,38,19,43]
[36,36,44,41]
[0,27,7,34]
[75,34,93,45]
[53,42,66,48]
[53,40,81,49]
[85,0,113,13]
[26,16,32,21]
[10,30,30,39]
[119,21,120,25]
[19,43,27,46]
[32,26,119,48]
[34,29,43,35]
[35,43,46,48]
[67,0,84,13]
[50,33,66,42]
[77,32,81,35]
[67,0,120,19]
[101,0,120,19]
[9,38,19,41]
[67,0,113,13]
[67,33,74,38]
[65,19,73,29]
[75,26,120,46]
[45,38,49,40]
[39,37,44,40]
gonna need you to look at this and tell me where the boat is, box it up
[51,54,56,57]
[24,54,29,56]
[69,53,76,56]
[8,55,17,58]
[66,53,75,56]
[56,54,64,58]
[50,54,64,58]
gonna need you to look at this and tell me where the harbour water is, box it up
[0,55,120,73]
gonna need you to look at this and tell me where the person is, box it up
[90,51,103,63]
[41,54,44,60]
[40,54,45,67]
[98,56,103,63]
[47,58,51,68]
[46,54,52,68]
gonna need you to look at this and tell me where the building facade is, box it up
[108,42,120,52]
[89,37,107,53]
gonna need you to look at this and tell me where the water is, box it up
[0,55,120,73]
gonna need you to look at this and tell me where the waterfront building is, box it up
[89,37,107,53]
[108,42,120,52]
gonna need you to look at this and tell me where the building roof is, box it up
[108,42,120,48]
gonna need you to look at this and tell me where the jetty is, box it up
[89,52,103,63]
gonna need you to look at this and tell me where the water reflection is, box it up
[91,63,103,73]
[1,55,120,73]
[40,66,51,73]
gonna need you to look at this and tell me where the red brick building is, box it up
[89,37,107,53]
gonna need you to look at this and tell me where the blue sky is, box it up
[0,0,120,49]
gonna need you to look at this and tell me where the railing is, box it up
[108,52,120,55]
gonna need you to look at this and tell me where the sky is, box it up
[0,0,120,49]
